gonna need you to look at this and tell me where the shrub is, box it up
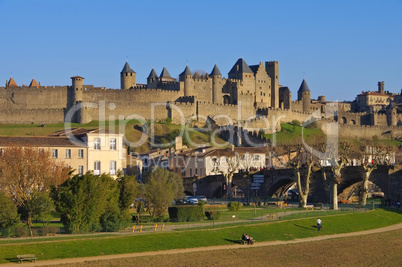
[291,120,301,126]
[305,121,318,129]
[1,226,15,237]
[14,227,29,237]
[227,201,242,211]
[168,206,204,222]
[205,210,221,220]
[43,226,59,236]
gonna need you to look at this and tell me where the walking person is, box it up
[317,218,322,231]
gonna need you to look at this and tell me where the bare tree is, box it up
[351,144,392,206]
[211,148,241,199]
[317,142,350,210]
[274,143,315,207]
[0,145,70,236]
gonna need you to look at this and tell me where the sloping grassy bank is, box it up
[0,209,400,263]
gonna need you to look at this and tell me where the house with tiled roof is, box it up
[0,128,126,178]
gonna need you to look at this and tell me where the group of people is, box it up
[241,233,254,245]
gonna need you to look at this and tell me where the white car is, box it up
[186,196,199,204]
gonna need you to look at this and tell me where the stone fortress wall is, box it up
[1,58,400,140]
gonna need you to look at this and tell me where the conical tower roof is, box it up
[298,79,310,93]
[210,64,222,77]
[7,77,17,87]
[121,62,136,74]
[193,72,200,79]
[160,67,173,78]
[179,66,192,77]
[29,78,39,88]
[147,69,159,79]
[228,58,253,75]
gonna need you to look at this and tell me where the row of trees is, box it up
[0,145,184,235]
[274,139,394,209]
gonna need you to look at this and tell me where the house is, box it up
[169,146,269,178]
[0,128,126,178]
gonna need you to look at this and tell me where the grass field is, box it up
[0,208,400,264]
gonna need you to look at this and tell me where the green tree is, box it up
[143,168,184,218]
[20,191,54,228]
[52,173,124,233]
[0,193,19,228]
[118,175,139,210]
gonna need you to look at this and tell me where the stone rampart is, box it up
[0,108,65,124]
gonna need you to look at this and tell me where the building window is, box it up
[253,155,260,161]
[110,161,116,175]
[110,138,116,150]
[94,161,101,175]
[200,169,203,176]
[78,165,84,175]
[52,149,58,158]
[66,149,71,158]
[78,149,84,158]
[94,138,101,150]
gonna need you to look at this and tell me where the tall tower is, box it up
[378,81,385,94]
[120,62,136,89]
[297,79,311,113]
[210,64,222,104]
[71,76,84,104]
[265,61,279,108]
[179,66,193,96]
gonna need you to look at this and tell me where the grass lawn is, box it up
[0,208,400,263]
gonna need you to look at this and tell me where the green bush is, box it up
[205,210,221,220]
[0,226,15,237]
[227,201,242,211]
[168,206,204,222]
[291,120,301,126]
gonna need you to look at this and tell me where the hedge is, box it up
[168,206,204,222]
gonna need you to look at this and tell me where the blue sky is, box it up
[1,0,401,101]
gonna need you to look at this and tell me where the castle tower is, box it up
[210,64,222,104]
[386,102,397,126]
[147,69,159,89]
[120,62,136,89]
[378,81,385,94]
[297,79,311,113]
[179,66,194,96]
[265,61,279,108]
[71,76,84,103]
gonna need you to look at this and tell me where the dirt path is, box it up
[3,223,401,267]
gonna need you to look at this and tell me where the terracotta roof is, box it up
[70,76,85,79]
[358,91,389,97]
[7,77,17,87]
[0,136,85,147]
[48,128,119,137]
[29,78,39,88]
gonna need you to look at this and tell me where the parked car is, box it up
[186,196,199,204]
[195,195,208,203]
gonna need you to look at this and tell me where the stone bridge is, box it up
[183,165,402,203]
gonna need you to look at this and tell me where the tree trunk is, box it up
[360,171,371,206]
[332,182,338,210]
[295,170,308,207]
[226,174,233,199]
